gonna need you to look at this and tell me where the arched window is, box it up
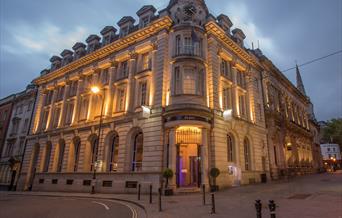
[227,134,234,162]
[90,137,98,171]
[108,133,119,172]
[244,138,251,170]
[56,140,65,172]
[132,132,143,172]
[43,142,52,172]
[73,138,81,172]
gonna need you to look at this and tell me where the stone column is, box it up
[47,86,58,130]
[59,81,70,127]
[232,67,239,117]
[72,75,84,125]
[245,75,252,122]
[87,73,98,121]
[150,44,158,106]
[36,89,47,132]
[127,52,137,112]
[201,128,209,186]
[169,128,177,187]
[105,63,117,116]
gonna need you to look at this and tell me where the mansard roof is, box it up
[86,34,101,43]
[232,28,246,39]
[49,55,62,62]
[217,14,233,27]
[60,49,73,57]
[72,42,86,50]
[100,26,117,35]
[117,16,136,26]
[136,5,157,16]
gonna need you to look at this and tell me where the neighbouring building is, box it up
[320,143,341,169]
[16,0,321,193]
[0,95,15,161]
[0,85,37,190]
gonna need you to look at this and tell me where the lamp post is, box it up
[90,85,105,194]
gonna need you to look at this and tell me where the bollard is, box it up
[268,200,276,218]
[149,184,152,204]
[255,200,262,218]
[138,184,141,200]
[211,193,216,214]
[158,187,162,212]
[202,184,206,205]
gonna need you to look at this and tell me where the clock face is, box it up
[183,4,197,17]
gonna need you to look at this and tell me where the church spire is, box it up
[296,64,307,96]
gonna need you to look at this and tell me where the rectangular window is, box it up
[11,119,20,135]
[101,68,109,85]
[18,139,25,155]
[141,53,151,71]
[221,60,232,79]
[65,101,74,125]
[45,90,54,106]
[79,96,89,121]
[175,35,181,55]
[239,95,246,117]
[27,101,33,112]
[184,37,192,55]
[174,67,181,95]
[52,107,61,128]
[222,87,232,110]
[120,27,129,37]
[183,68,196,94]
[22,118,29,133]
[139,81,147,106]
[237,71,246,89]
[55,86,65,102]
[119,61,129,79]
[69,81,78,97]
[116,88,126,112]
[41,109,50,130]
[141,16,150,28]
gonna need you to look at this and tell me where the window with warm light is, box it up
[116,88,126,112]
[183,68,196,94]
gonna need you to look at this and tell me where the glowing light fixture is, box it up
[223,109,233,121]
[91,86,100,94]
[141,105,151,118]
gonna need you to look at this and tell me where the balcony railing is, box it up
[174,45,203,58]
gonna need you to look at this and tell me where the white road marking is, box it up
[104,199,137,218]
[92,201,110,210]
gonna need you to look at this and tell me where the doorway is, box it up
[177,144,201,187]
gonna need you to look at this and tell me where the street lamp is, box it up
[90,85,105,194]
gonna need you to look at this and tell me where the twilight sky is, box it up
[0,0,341,121]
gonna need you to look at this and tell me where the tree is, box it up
[322,118,342,147]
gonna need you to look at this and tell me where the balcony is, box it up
[173,45,203,59]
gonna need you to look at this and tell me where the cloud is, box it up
[3,22,89,57]
[219,2,283,61]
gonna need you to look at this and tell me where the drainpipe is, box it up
[15,87,38,191]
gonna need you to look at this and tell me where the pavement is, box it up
[0,172,341,218]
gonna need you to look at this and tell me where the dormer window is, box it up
[121,26,129,37]
[141,16,150,28]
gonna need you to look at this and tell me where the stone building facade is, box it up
[0,95,15,160]
[16,0,320,193]
[0,85,37,190]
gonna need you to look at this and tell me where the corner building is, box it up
[19,0,311,193]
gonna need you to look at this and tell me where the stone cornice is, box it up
[33,16,173,85]
[205,21,262,71]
